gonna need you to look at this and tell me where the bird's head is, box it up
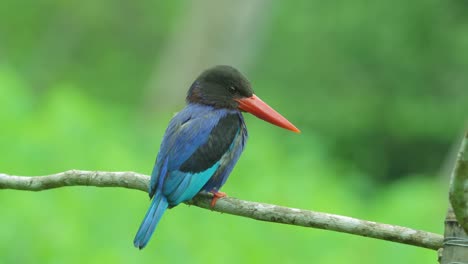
[187,65,300,133]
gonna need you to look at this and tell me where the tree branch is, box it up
[449,131,468,233]
[0,170,442,250]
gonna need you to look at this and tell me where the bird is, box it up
[133,65,300,249]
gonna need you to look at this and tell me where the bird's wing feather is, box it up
[149,107,219,197]
[178,113,241,173]
[149,105,239,204]
[162,113,242,204]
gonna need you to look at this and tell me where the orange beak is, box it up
[236,94,300,133]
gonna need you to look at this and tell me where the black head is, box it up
[187,65,254,109]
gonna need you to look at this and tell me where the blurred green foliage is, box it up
[0,0,466,263]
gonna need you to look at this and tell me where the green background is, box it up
[1,0,467,263]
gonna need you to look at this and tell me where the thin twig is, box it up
[0,170,443,250]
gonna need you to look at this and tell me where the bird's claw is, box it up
[210,191,227,208]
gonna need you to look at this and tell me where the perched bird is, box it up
[134,65,300,249]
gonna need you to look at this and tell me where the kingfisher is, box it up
[134,65,300,249]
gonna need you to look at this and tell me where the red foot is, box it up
[210,191,227,208]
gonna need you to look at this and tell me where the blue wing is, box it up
[148,104,217,200]
[149,104,244,205]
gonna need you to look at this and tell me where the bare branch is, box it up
[0,170,443,250]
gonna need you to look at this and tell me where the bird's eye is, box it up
[229,86,237,94]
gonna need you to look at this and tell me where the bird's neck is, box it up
[186,103,240,115]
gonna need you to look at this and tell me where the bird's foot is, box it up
[210,191,227,208]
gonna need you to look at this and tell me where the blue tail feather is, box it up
[133,192,168,249]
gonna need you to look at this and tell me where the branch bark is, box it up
[0,170,442,250]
